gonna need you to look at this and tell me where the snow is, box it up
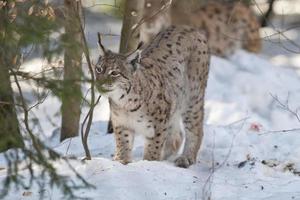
[1,11,300,200]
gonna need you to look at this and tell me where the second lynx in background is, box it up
[141,0,261,57]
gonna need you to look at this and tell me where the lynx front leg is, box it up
[143,126,168,161]
[113,126,135,164]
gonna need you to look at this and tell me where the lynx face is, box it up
[95,50,139,92]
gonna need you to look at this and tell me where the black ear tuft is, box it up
[130,54,140,71]
[97,32,106,56]
[137,41,144,50]
[126,41,143,71]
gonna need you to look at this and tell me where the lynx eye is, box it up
[108,70,120,77]
[95,66,103,74]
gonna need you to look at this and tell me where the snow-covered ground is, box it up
[1,9,300,200]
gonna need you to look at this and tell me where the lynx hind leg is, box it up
[175,39,209,168]
[161,127,183,161]
[175,100,205,168]
[113,126,135,164]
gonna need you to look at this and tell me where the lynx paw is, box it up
[113,156,131,165]
[175,155,195,168]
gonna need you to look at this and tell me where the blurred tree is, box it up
[0,1,40,152]
[107,0,144,133]
[0,50,23,152]
[0,2,23,151]
[261,0,276,27]
[119,0,144,54]
[0,1,91,198]
[213,0,251,5]
[60,0,83,141]
[172,0,201,12]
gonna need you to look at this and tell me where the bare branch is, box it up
[126,0,173,49]
[75,0,101,160]
[270,93,300,123]
[260,128,300,135]
[0,100,23,107]
[251,0,300,53]
[202,117,248,200]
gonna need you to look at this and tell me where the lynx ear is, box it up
[126,42,144,71]
[97,32,106,56]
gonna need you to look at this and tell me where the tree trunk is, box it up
[0,60,23,152]
[60,0,83,141]
[261,0,276,27]
[0,7,24,152]
[119,0,144,53]
[107,0,144,133]
[172,0,201,13]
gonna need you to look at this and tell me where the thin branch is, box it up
[202,117,248,200]
[75,0,101,160]
[125,0,173,50]
[251,0,300,54]
[10,70,41,152]
[202,131,216,200]
[0,100,23,107]
[260,128,300,135]
[270,93,300,123]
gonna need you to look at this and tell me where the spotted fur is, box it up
[95,25,210,168]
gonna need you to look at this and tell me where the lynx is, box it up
[141,0,261,57]
[95,25,210,168]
